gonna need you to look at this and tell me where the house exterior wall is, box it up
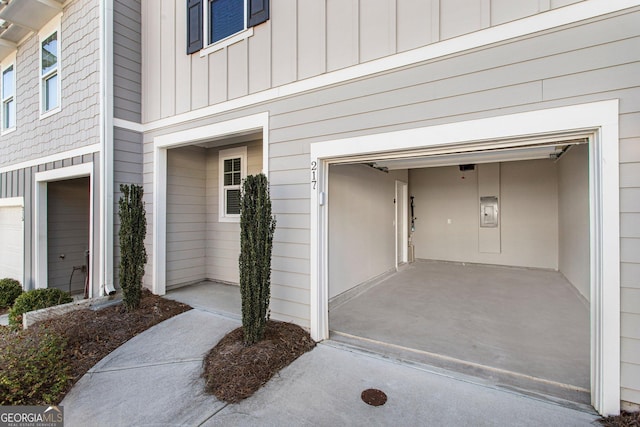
[0,153,100,291]
[114,0,142,123]
[0,0,100,166]
[141,0,586,123]
[0,0,102,293]
[141,3,640,407]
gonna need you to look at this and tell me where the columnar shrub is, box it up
[118,184,147,311]
[239,174,276,345]
[0,278,22,308]
[8,288,73,328]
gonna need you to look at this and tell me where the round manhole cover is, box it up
[361,388,387,406]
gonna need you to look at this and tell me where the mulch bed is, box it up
[599,411,640,427]
[202,320,316,403]
[33,290,190,386]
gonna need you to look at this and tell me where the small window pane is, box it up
[224,158,233,173]
[210,0,244,43]
[42,32,58,75]
[233,172,241,185]
[224,172,232,186]
[232,157,241,171]
[4,99,14,129]
[2,66,13,98]
[44,73,58,111]
[226,189,240,215]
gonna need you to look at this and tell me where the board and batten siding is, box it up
[0,0,100,167]
[143,6,640,404]
[0,153,100,291]
[141,0,586,123]
[114,0,142,123]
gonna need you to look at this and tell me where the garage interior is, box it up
[327,141,591,404]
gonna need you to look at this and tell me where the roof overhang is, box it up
[0,0,63,61]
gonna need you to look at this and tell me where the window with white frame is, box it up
[39,15,61,116]
[187,0,269,54]
[1,56,15,133]
[219,146,247,221]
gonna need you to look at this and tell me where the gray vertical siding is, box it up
[0,153,99,291]
[114,0,142,122]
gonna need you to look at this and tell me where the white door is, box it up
[0,203,24,285]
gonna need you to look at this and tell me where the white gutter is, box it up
[99,0,114,296]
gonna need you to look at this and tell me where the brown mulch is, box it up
[202,320,316,403]
[599,411,640,427]
[34,289,191,386]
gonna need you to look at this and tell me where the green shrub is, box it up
[0,327,69,405]
[0,278,22,308]
[8,288,73,328]
[119,184,147,311]
[239,174,276,346]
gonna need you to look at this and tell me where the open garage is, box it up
[327,141,590,402]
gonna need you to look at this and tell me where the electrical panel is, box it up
[480,196,498,228]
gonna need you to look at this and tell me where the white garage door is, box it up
[0,204,24,285]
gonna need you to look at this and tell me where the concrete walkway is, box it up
[61,309,599,426]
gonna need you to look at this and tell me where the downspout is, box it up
[99,0,116,296]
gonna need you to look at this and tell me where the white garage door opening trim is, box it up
[310,100,620,415]
[0,197,24,286]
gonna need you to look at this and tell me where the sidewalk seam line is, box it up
[88,358,202,374]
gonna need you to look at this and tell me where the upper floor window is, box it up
[218,146,247,222]
[187,0,269,54]
[39,14,61,118]
[1,56,16,133]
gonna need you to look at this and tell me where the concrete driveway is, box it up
[61,309,599,426]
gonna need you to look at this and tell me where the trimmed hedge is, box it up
[8,288,73,328]
[0,278,22,308]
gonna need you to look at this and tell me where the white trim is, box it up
[0,197,23,207]
[310,100,620,416]
[113,117,143,133]
[38,13,62,118]
[144,0,635,133]
[218,146,247,222]
[0,143,100,174]
[200,0,253,56]
[99,0,115,297]
[34,163,94,298]
[1,51,16,134]
[153,112,269,296]
[199,27,253,57]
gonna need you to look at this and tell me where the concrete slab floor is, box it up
[329,261,590,394]
[165,280,241,319]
